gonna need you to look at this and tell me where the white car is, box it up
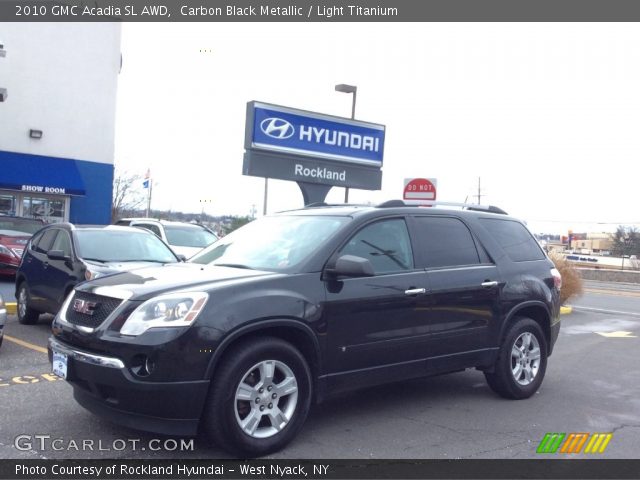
[114,218,218,258]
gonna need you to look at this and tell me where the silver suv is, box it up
[114,218,218,258]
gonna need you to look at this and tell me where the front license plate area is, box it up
[52,351,68,379]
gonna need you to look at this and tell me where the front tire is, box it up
[17,283,40,325]
[485,317,548,399]
[202,337,312,456]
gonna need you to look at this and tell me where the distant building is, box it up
[570,232,613,254]
[0,24,121,224]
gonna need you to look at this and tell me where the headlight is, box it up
[120,292,208,336]
[85,269,103,281]
[0,245,16,257]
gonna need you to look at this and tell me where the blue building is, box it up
[0,24,121,224]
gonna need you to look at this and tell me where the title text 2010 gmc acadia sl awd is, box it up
[48,201,561,456]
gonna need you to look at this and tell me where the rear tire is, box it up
[485,317,548,399]
[202,336,312,457]
[17,283,40,325]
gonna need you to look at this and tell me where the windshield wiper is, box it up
[213,263,254,270]
[112,259,169,263]
[82,257,107,264]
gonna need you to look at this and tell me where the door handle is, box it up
[481,281,498,288]
[404,288,426,296]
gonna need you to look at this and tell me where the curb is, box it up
[560,305,572,315]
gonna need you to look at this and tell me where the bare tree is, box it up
[112,169,146,222]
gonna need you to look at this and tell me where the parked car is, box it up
[0,216,45,276]
[16,224,181,325]
[49,202,561,456]
[0,294,6,349]
[114,218,218,258]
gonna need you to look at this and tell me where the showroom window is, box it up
[0,194,17,215]
[0,190,69,223]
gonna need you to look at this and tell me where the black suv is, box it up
[48,202,561,456]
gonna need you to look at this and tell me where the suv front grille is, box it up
[64,291,122,329]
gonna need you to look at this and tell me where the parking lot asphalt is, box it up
[0,278,638,460]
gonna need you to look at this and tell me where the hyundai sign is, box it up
[247,102,385,166]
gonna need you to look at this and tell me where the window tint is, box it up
[480,219,545,262]
[340,219,413,274]
[33,229,58,254]
[51,230,72,257]
[413,217,480,268]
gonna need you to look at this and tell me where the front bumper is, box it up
[48,337,210,436]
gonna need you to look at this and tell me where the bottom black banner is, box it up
[0,459,639,480]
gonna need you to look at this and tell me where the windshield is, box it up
[164,225,218,248]
[75,230,178,263]
[190,215,349,271]
[0,218,43,235]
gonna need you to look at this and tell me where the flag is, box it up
[143,169,151,189]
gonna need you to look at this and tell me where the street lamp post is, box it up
[335,83,357,203]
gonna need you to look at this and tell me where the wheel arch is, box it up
[501,301,552,353]
[205,319,322,386]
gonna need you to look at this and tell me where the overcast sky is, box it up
[114,23,640,234]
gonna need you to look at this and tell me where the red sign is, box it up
[403,178,437,201]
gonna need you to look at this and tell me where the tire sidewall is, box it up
[212,339,312,456]
[500,318,548,398]
[17,283,32,324]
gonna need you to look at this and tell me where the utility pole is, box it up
[477,177,481,205]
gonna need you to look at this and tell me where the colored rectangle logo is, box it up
[249,102,385,166]
[537,432,613,454]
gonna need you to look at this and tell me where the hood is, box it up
[76,262,280,300]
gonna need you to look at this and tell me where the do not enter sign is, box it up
[403,178,437,201]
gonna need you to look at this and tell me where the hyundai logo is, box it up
[73,299,98,316]
[260,117,295,140]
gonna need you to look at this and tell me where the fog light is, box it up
[131,354,155,377]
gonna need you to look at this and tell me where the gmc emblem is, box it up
[73,299,98,316]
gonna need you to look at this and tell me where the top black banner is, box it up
[3,0,640,22]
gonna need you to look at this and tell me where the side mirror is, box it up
[47,249,68,261]
[328,254,375,278]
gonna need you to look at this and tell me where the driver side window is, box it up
[339,219,414,275]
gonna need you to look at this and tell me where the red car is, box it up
[0,216,45,276]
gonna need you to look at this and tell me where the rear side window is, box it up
[480,218,545,262]
[412,216,480,268]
